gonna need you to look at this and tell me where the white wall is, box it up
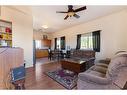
[0,6,33,68]
[51,10,127,60]
[33,30,52,40]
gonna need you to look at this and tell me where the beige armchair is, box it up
[77,52,127,89]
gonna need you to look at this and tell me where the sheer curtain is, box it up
[78,30,101,52]
[80,33,93,50]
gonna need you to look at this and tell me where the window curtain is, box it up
[92,30,101,52]
[60,36,65,50]
[54,38,57,49]
[76,34,81,49]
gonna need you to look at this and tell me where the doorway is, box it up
[33,39,52,65]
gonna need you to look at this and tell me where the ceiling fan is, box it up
[56,5,87,20]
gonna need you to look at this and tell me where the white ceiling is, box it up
[11,5,127,33]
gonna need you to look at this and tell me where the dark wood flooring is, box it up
[25,60,66,89]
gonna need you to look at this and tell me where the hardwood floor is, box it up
[25,59,66,89]
[36,57,54,64]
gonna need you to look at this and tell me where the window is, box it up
[35,40,41,49]
[77,30,101,52]
[54,36,66,50]
[80,33,93,50]
[57,38,61,49]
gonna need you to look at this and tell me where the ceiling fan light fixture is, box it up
[56,5,86,20]
[67,12,75,17]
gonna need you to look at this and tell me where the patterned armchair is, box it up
[77,52,127,89]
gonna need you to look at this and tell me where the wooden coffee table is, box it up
[60,59,87,73]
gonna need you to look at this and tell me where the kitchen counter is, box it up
[35,49,48,58]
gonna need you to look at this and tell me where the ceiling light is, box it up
[42,25,48,29]
[67,12,75,17]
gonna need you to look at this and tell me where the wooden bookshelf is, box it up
[0,19,12,47]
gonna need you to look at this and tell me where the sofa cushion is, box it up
[98,59,111,64]
[69,56,80,60]
[78,72,111,85]
[85,70,105,78]
[91,65,107,74]
[70,49,95,58]
[71,50,82,57]
[82,50,95,59]
[95,63,109,68]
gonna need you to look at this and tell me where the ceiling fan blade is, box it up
[73,14,80,18]
[56,11,68,13]
[74,6,86,12]
[64,15,69,20]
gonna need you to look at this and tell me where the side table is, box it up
[11,66,26,90]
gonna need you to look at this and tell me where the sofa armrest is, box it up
[82,57,95,61]
[78,72,112,85]
[86,57,95,68]
[88,57,95,63]
[89,57,95,60]
[98,59,111,64]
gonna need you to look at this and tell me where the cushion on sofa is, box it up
[98,59,111,64]
[95,63,109,68]
[86,70,105,77]
[78,72,111,85]
[70,49,95,59]
[82,51,95,59]
[91,66,107,74]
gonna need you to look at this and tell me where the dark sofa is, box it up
[64,49,96,70]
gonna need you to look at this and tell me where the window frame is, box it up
[80,32,93,50]
[35,40,42,49]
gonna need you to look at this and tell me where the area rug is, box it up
[45,69,78,89]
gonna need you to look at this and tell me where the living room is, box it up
[0,5,127,90]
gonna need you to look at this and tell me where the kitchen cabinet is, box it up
[36,49,48,58]
[42,39,51,47]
